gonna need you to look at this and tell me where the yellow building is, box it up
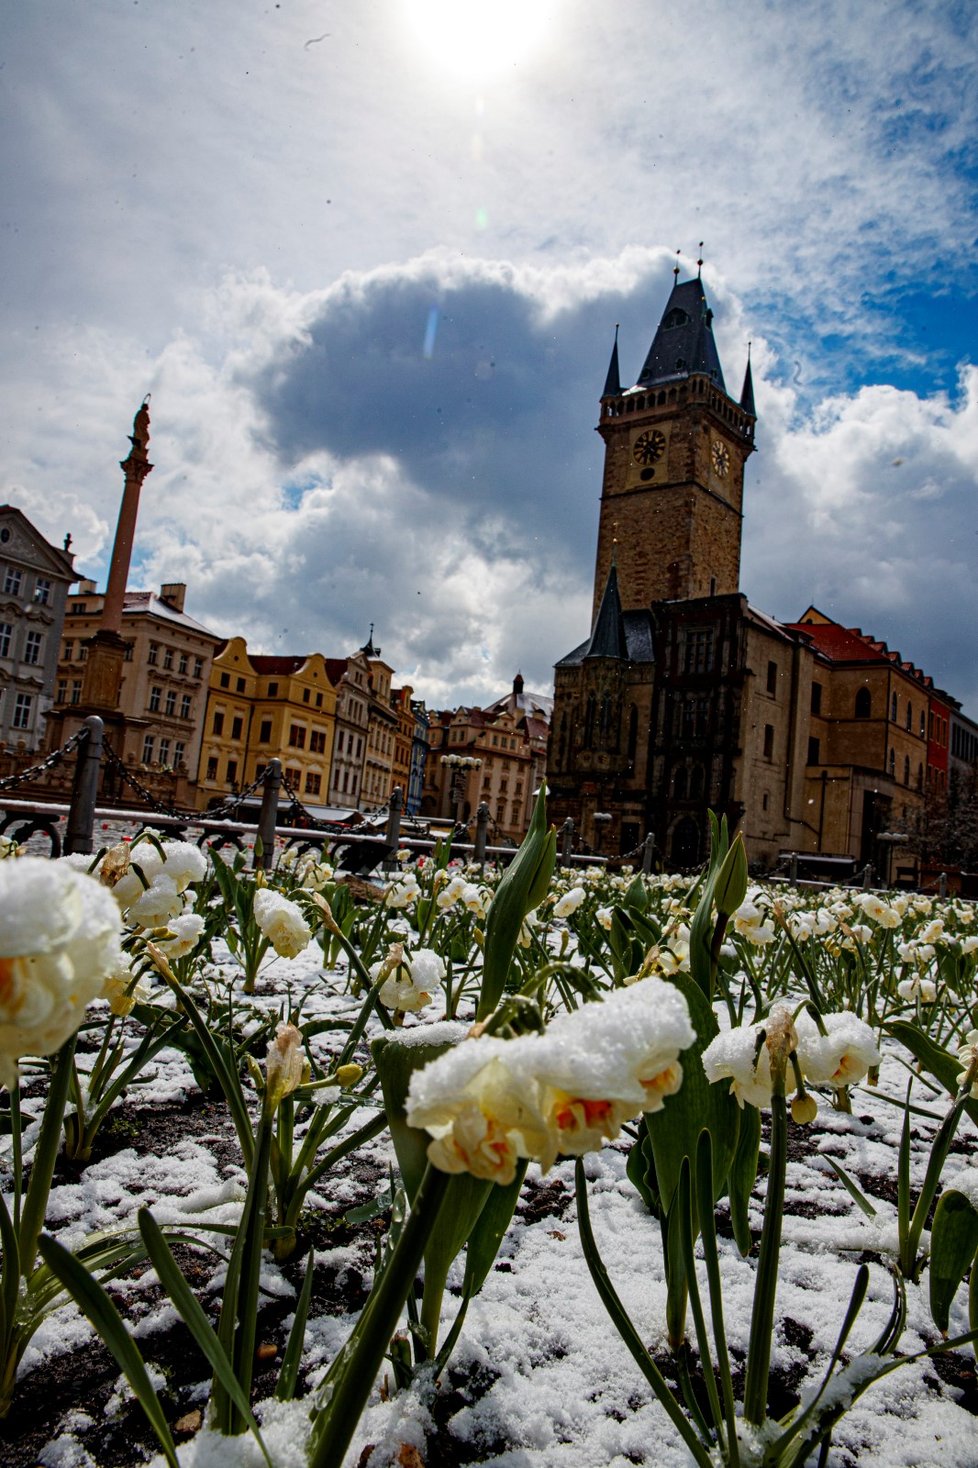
[51,579,221,787]
[196,639,337,809]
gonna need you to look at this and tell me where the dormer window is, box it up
[662,308,689,330]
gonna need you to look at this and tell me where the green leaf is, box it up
[929,1190,978,1334]
[821,1154,879,1220]
[727,1102,761,1254]
[0,1188,19,1345]
[885,1020,978,1128]
[37,1234,180,1468]
[137,1210,272,1463]
[478,783,556,1020]
[462,1160,528,1298]
[645,971,741,1222]
[276,1249,315,1402]
[713,832,748,918]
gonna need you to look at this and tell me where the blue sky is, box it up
[1,1,977,712]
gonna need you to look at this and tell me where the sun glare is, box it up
[402,0,555,82]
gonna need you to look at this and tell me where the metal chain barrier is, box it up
[100,738,201,820]
[277,773,352,835]
[0,726,90,794]
[204,768,269,820]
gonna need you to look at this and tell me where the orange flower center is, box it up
[555,1097,612,1130]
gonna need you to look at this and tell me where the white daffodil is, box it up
[0,859,124,1088]
[553,885,586,919]
[157,912,206,959]
[407,979,695,1178]
[897,975,937,1003]
[385,876,421,909]
[794,1010,880,1088]
[407,1043,550,1186]
[956,1031,978,1098]
[265,1021,309,1110]
[374,945,445,1012]
[702,1021,774,1109]
[253,888,311,958]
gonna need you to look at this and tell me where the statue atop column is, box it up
[130,395,151,451]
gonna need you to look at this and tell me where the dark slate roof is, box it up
[636,277,726,391]
[740,354,756,416]
[555,567,655,669]
[602,327,621,398]
[585,563,627,660]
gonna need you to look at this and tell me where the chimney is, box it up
[160,582,186,613]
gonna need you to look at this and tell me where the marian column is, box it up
[80,399,154,710]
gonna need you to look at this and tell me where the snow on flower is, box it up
[156,912,206,959]
[407,979,695,1178]
[553,885,586,919]
[896,974,937,1003]
[253,888,311,958]
[794,1010,881,1088]
[702,1020,775,1109]
[265,1021,308,1109]
[0,858,124,1088]
[956,1031,978,1098]
[373,945,445,1013]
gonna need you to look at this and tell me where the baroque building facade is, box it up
[0,506,75,752]
[548,274,972,875]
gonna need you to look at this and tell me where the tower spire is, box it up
[740,341,756,417]
[602,324,621,398]
[636,276,726,390]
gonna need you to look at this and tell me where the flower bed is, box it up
[2,810,978,1467]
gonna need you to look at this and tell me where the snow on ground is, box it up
[6,912,978,1467]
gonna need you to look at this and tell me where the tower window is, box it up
[855,687,871,719]
[763,724,774,759]
[811,681,823,715]
[807,736,820,765]
[684,629,714,674]
[766,661,778,696]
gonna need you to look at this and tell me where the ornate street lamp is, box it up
[441,753,482,829]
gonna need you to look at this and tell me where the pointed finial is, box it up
[697,243,704,278]
[673,249,681,282]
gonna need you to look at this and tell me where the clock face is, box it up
[632,428,666,466]
[711,440,730,477]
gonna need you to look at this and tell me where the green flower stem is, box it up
[901,1088,969,1279]
[743,1090,787,1427]
[307,1162,451,1468]
[8,1084,23,1233]
[574,1160,714,1468]
[19,1036,77,1275]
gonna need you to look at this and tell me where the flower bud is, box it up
[265,1022,307,1111]
[335,1062,363,1088]
[791,1092,818,1125]
[714,833,749,918]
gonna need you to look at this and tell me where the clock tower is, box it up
[592,275,755,617]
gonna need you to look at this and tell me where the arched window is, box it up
[904,754,910,785]
[906,701,912,731]
[689,763,704,800]
[674,766,689,800]
[855,687,871,719]
[917,762,923,791]
[627,704,638,762]
[557,713,568,769]
[888,747,896,776]
[891,692,898,722]
[584,695,596,749]
[599,692,612,741]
